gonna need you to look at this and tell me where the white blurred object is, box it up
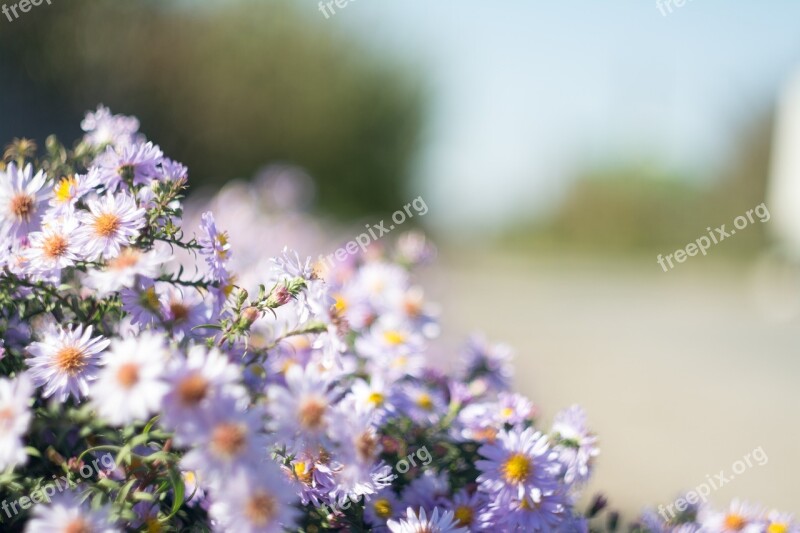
[768,68,800,258]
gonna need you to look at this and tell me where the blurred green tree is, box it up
[0,0,424,218]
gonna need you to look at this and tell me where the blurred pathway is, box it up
[424,250,800,518]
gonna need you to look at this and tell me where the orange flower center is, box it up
[93,212,120,238]
[43,234,68,260]
[64,518,92,533]
[176,373,209,406]
[245,490,277,526]
[298,397,327,430]
[55,346,86,375]
[211,423,247,458]
[10,193,35,220]
[455,505,474,526]
[725,514,746,530]
[116,363,140,389]
[108,248,140,270]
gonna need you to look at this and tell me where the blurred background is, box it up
[2,0,799,519]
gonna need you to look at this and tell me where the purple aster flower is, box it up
[26,324,110,403]
[160,344,245,444]
[81,105,141,148]
[551,405,599,485]
[439,488,489,531]
[0,162,49,240]
[458,334,514,393]
[198,211,232,281]
[158,158,188,183]
[208,465,299,533]
[0,373,34,470]
[121,280,163,327]
[387,507,468,533]
[365,488,404,527]
[495,488,572,532]
[94,141,164,190]
[698,499,765,532]
[476,427,561,504]
[74,192,146,259]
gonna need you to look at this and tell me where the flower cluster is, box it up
[636,500,800,533]
[0,108,792,532]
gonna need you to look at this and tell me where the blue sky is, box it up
[317,1,800,230]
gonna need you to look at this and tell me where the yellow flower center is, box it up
[140,286,160,311]
[54,176,77,204]
[454,505,474,526]
[294,461,313,484]
[383,330,405,346]
[367,392,385,407]
[94,212,121,238]
[502,453,531,484]
[145,517,163,533]
[501,407,515,419]
[55,346,87,375]
[333,294,348,313]
[768,524,789,533]
[374,498,393,519]
[417,393,434,411]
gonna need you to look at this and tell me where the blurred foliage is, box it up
[504,113,774,255]
[0,0,424,218]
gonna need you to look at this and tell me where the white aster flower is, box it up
[25,215,82,275]
[387,507,468,533]
[26,325,110,403]
[0,162,49,239]
[208,466,299,533]
[160,344,244,444]
[0,373,34,470]
[25,490,120,533]
[90,332,170,426]
[85,244,171,295]
[74,192,146,259]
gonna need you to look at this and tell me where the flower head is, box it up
[26,325,110,402]
[0,162,49,240]
[74,192,146,259]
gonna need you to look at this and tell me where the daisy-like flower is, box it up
[0,162,49,239]
[160,344,244,443]
[387,507,468,533]
[25,490,120,533]
[284,452,337,507]
[159,285,209,337]
[699,500,765,532]
[0,373,34,470]
[458,334,514,393]
[90,333,170,426]
[763,511,800,533]
[158,158,188,183]
[346,376,396,421]
[85,245,171,296]
[81,105,140,148]
[476,427,561,504]
[95,141,163,190]
[26,325,110,402]
[266,364,338,447]
[208,465,299,533]
[365,488,403,527]
[396,382,447,426]
[497,488,571,532]
[47,170,98,215]
[25,215,82,276]
[180,404,268,484]
[441,489,489,531]
[121,280,163,327]
[198,211,232,281]
[551,405,599,485]
[74,192,146,259]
